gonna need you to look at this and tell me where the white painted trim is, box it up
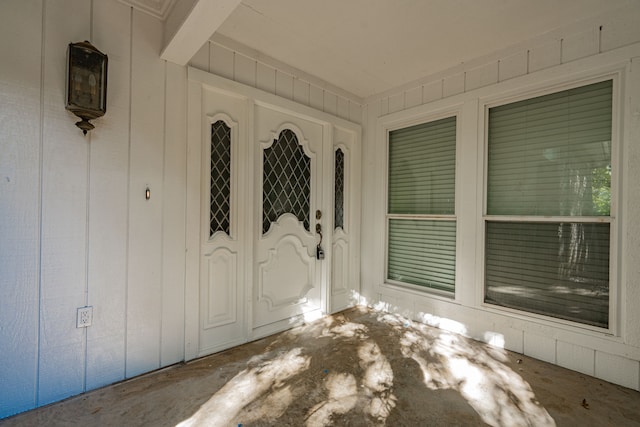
[161,0,242,66]
[318,123,331,314]
[261,122,317,160]
[482,215,614,223]
[184,79,202,361]
[118,0,177,20]
[244,98,256,341]
[198,336,246,358]
[479,70,623,110]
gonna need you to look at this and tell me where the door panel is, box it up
[198,90,247,357]
[257,219,315,322]
[253,106,323,335]
[204,247,237,329]
[331,127,361,312]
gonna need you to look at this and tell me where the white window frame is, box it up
[381,109,463,299]
[478,72,622,335]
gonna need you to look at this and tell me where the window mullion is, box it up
[483,215,612,223]
[388,214,456,221]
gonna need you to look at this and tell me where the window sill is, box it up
[381,280,456,302]
[480,300,618,339]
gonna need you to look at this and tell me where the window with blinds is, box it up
[387,116,457,293]
[485,79,613,328]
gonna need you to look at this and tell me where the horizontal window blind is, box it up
[485,80,613,328]
[487,80,612,216]
[388,219,456,292]
[389,116,456,215]
[485,221,609,327]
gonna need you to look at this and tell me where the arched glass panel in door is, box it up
[262,129,311,234]
[334,148,345,230]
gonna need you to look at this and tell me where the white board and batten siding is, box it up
[0,0,186,417]
[0,0,362,418]
[0,0,42,416]
[361,3,640,392]
[188,38,364,126]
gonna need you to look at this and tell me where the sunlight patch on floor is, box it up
[176,308,559,426]
[318,319,397,423]
[320,320,368,339]
[358,340,397,421]
[305,373,358,426]
[176,348,310,427]
[394,315,556,427]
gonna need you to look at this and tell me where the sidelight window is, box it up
[210,120,231,237]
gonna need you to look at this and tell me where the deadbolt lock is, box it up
[316,210,322,220]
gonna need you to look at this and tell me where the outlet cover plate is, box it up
[77,306,93,328]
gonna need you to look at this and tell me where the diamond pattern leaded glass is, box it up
[263,129,311,234]
[210,120,231,237]
[334,148,345,230]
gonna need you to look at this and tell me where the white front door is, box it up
[186,69,361,360]
[253,105,325,336]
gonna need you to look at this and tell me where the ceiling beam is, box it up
[161,0,242,66]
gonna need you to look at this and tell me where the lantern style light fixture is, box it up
[65,41,108,135]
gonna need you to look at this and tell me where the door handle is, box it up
[315,223,324,260]
[316,223,323,245]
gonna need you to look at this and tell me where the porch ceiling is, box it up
[133,0,634,99]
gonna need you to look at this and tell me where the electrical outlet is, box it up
[77,306,93,328]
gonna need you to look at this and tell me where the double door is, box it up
[188,71,360,358]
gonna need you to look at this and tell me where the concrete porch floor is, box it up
[2,306,639,426]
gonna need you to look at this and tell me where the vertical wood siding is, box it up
[369,7,640,111]
[85,0,130,392]
[0,0,43,417]
[189,41,363,124]
[0,0,186,417]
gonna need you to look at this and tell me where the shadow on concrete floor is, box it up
[2,306,640,426]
